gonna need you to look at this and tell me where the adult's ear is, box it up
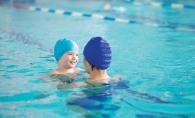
[85,59,91,67]
[83,55,91,66]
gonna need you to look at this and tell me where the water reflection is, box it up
[65,81,121,118]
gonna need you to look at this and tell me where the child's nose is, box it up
[72,54,76,59]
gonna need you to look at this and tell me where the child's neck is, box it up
[57,66,74,73]
[89,68,110,81]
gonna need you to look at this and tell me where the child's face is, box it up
[59,51,79,69]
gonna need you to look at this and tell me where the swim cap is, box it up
[83,37,112,70]
[54,39,79,62]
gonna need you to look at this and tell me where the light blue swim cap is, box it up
[54,39,79,62]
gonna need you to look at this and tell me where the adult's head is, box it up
[83,36,112,73]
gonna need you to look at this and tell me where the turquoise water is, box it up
[0,0,195,118]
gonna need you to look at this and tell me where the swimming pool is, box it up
[0,0,195,117]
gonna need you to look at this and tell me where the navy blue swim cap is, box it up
[83,37,112,70]
[54,39,79,62]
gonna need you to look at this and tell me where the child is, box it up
[40,38,81,84]
[50,38,80,75]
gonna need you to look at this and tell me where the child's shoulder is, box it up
[49,68,82,75]
[74,67,83,73]
[49,69,60,75]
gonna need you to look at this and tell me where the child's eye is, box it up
[69,53,72,55]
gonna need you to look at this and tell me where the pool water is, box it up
[0,0,195,118]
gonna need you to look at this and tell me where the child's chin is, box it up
[69,64,76,68]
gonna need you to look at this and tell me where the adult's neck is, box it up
[89,68,110,80]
